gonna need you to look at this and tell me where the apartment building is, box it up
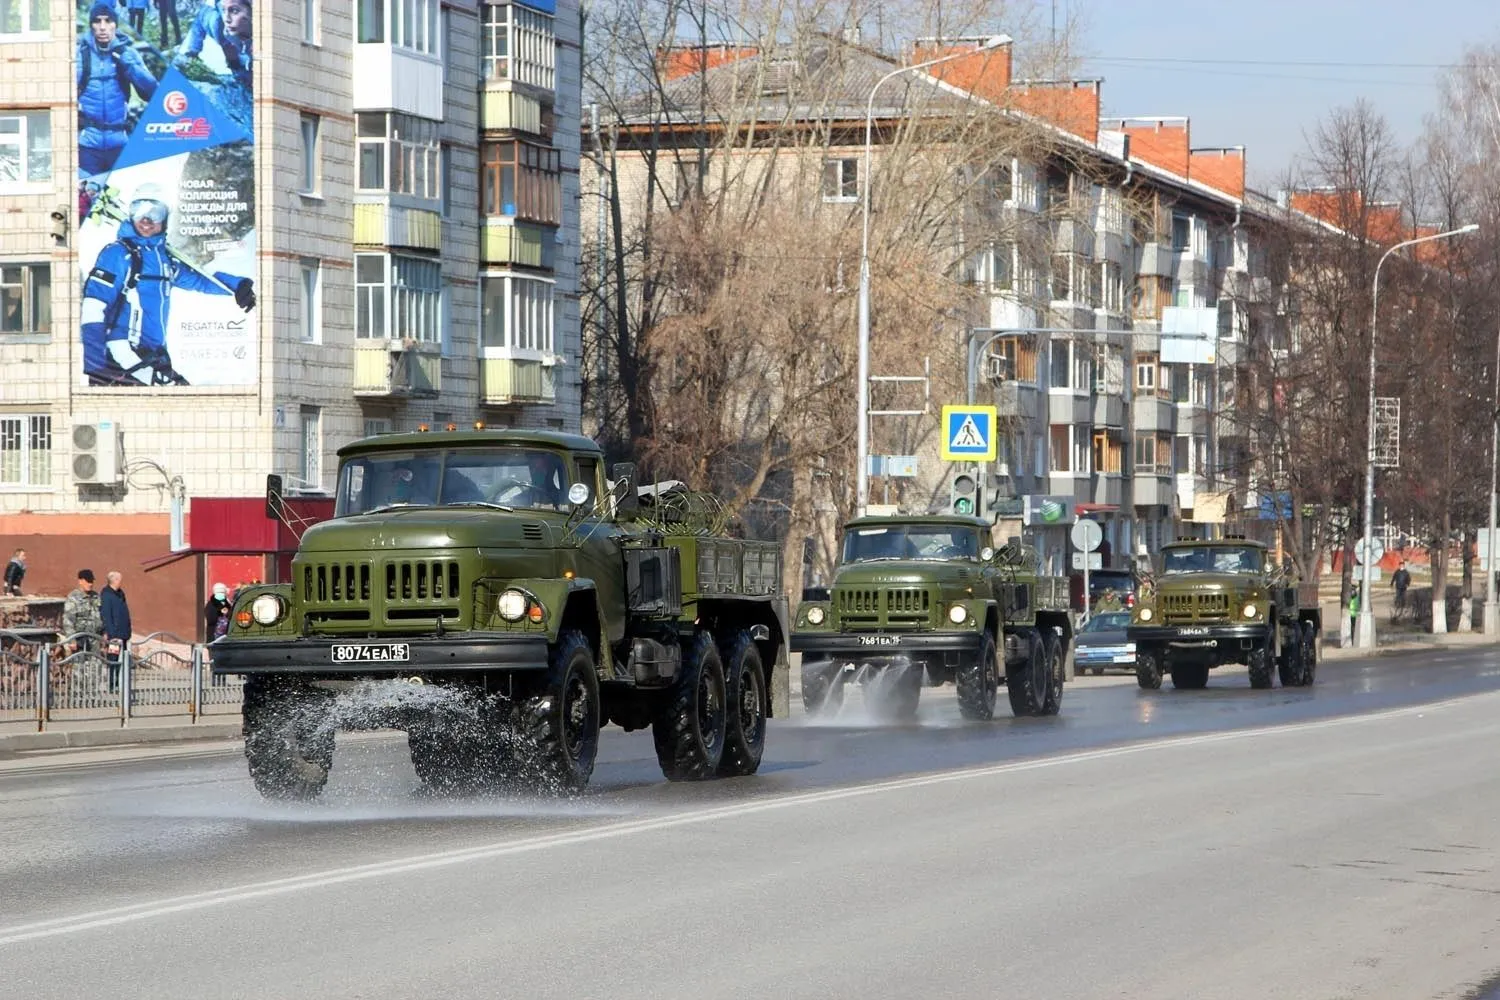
[0,0,582,635]
[587,34,1288,581]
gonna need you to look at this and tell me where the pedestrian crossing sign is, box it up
[940,405,998,462]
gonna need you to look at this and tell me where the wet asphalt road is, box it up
[5,646,1500,998]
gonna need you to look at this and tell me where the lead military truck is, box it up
[1126,537,1321,691]
[791,515,1073,721]
[211,428,788,799]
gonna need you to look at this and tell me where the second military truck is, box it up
[211,428,787,799]
[791,515,1073,721]
[1127,537,1321,690]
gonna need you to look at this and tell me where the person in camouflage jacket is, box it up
[63,570,104,647]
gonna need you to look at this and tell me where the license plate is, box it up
[331,642,411,663]
[858,635,900,647]
[1176,627,1209,636]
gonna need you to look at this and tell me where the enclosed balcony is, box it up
[354,202,441,252]
[352,341,441,399]
[481,356,557,405]
[481,221,549,268]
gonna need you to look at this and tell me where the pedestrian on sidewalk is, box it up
[204,582,231,687]
[1347,590,1360,640]
[3,549,25,596]
[1392,561,1411,617]
[101,571,132,694]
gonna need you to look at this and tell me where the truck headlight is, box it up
[497,589,529,622]
[1242,603,1259,619]
[948,604,969,625]
[1138,607,1153,622]
[806,606,826,625]
[250,594,284,626]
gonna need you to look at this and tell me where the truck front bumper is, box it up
[790,630,985,659]
[208,632,550,676]
[1126,623,1270,645]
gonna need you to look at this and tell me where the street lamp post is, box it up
[1355,223,1478,648]
[855,35,1008,517]
[1485,315,1500,635]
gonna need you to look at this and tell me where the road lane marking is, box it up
[0,690,1492,947]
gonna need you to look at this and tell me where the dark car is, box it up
[1073,611,1134,675]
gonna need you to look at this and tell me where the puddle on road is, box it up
[797,660,967,730]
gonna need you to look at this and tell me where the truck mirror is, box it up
[611,462,640,515]
[265,474,284,520]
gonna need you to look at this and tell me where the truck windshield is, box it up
[1160,545,1262,575]
[335,448,571,516]
[842,526,980,562]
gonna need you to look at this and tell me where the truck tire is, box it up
[654,630,727,780]
[1301,622,1319,685]
[243,679,334,801]
[874,663,923,722]
[408,696,514,795]
[1135,649,1163,690]
[517,630,601,793]
[801,657,844,715]
[1171,664,1209,689]
[1004,630,1046,717]
[1278,624,1307,688]
[958,632,1000,720]
[1039,631,1064,716]
[1248,644,1274,689]
[717,630,766,777]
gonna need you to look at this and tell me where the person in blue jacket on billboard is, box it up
[175,0,253,90]
[76,1,158,177]
[81,185,256,386]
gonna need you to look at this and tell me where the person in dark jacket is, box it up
[76,2,158,177]
[3,550,24,596]
[203,581,231,686]
[100,570,133,693]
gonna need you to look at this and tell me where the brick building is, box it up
[0,0,583,637]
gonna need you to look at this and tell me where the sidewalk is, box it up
[0,714,242,755]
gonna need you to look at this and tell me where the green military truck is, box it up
[790,515,1073,721]
[211,428,788,799]
[1126,536,1321,691]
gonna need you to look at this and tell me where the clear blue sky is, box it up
[1064,0,1500,192]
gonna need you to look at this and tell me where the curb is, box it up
[0,721,242,754]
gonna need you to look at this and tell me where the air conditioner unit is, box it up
[986,354,1013,382]
[72,421,123,485]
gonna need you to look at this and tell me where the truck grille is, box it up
[386,559,461,601]
[304,562,372,603]
[835,587,933,629]
[1162,592,1231,623]
[298,557,464,628]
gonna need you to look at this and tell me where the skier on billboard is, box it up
[76,1,159,178]
[81,185,256,387]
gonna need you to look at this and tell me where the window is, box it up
[302,0,318,43]
[355,253,443,343]
[821,157,858,202]
[357,113,441,199]
[364,417,393,437]
[1093,432,1123,474]
[977,243,1013,291]
[0,111,51,188]
[988,162,1013,203]
[0,415,49,487]
[1132,435,1156,474]
[395,0,438,53]
[1097,187,1124,234]
[358,0,384,42]
[300,406,322,489]
[1050,253,1072,302]
[1171,213,1191,251]
[481,140,561,223]
[298,114,319,193]
[993,335,1037,383]
[1049,425,1071,473]
[0,263,50,336]
[481,3,556,88]
[1073,347,1093,391]
[298,258,320,343]
[1082,260,1101,309]
[1043,165,1068,212]
[442,8,452,81]
[1101,261,1123,313]
[1049,340,1069,389]
[440,145,453,216]
[480,273,555,354]
[1135,356,1157,394]
[0,0,48,37]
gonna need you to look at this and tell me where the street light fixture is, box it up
[855,34,1009,517]
[1355,222,1479,648]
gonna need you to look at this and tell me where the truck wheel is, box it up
[874,663,923,722]
[801,657,845,715]
[1004,630,1046,717]
[958,632,1000,720]
[717,630,766,777]
[1135,650,1163,690]
[1039,631,1064,716]
[1248,644,1275,689]
[1171,664,1209,689]
[1301,622,1319,685]
[517,630,600,793]
[1278,626,1306,688]
[243,679,334,801]
[654,630,727,780]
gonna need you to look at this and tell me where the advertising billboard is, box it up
[76,0,256,388]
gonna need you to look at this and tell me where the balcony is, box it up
[480,356,557,405]
[481,88,544,134]
[1132,473,1175,508]
[1133,395,1176,433]
[354,202,441,251]
[1091,393,1125,428]
[1139,242,1173,278]
[1046,472,1090,499]
[482,221,549,268]
[352,44,443,119]
[1053,219,1093,256]
[992,380,1039,419]
[1172,251,1208,288]
[1091,472,1123,508]
[352,342,442,398]
[1048,392,1090,425]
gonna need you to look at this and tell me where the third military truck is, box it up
[791,515,1073,721]
[1127,537,1321,691]
[211,427,787,799]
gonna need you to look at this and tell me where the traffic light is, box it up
[950,472,978,516]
